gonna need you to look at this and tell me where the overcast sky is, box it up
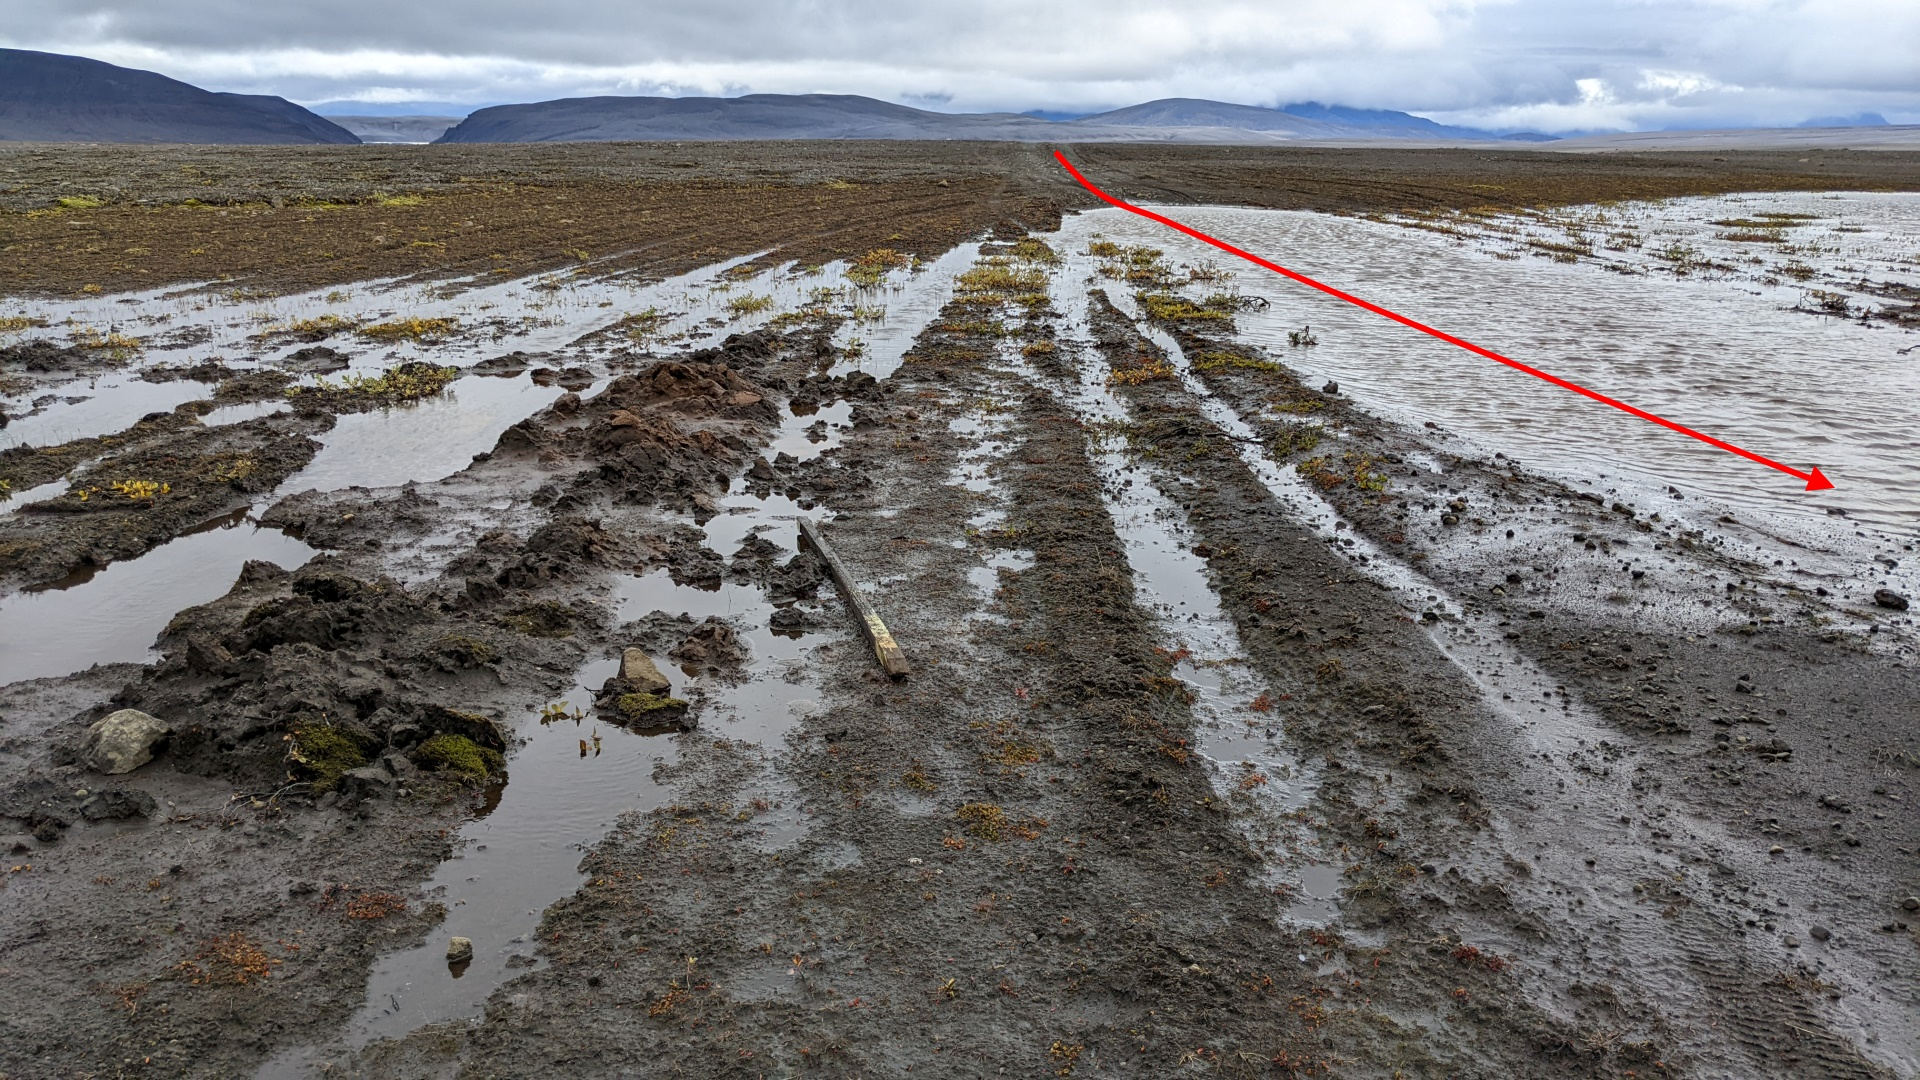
[3,0,1915,132]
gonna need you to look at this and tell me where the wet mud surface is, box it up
[0,159,1916,1079]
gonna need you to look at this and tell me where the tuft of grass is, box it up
[723,293,775,317]
[370,192,424,208]
[1193,350,1284,374]
[71,328,142,353]
[1009,238,1061,265]
[845,248,912,288]
[358,316,458,342]
[55,195,106,210]
[0,315,48,333]
[276,313,357,338]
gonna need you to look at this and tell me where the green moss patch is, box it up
[615,692,688,723]
[289,725,371,792]
[412,734,504,779]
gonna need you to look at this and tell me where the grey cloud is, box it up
[2,0,1915,132]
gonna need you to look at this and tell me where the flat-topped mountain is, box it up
[436,92,1518,145]
[0,49,359,144]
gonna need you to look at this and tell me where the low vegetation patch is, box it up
[1137,292,1233,324]
[358,316,458,342]
[288,361,459,406]
[723,293,775,316]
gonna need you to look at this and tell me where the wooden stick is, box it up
[798,517,910,680]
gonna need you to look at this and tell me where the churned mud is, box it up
[1,148,1916,1079]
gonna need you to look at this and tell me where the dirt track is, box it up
[1,145,1916,1079]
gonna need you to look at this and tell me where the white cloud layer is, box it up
[2,0,1915,132]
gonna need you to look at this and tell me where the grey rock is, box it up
[1809,925,1831,941]
[447,936,475,964]
[1902,896,1919,912]
[1873,589,1909,611]
[619,648,671,693]
[82,709,172,775]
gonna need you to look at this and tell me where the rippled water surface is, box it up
[1056,194,1920,534]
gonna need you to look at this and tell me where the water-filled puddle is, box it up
[0,510,315,684]
[282,373,564,494]
[0,376,206,449]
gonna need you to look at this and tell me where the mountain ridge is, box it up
[0,48,359,145]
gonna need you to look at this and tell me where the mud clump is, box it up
[668,617,748,676]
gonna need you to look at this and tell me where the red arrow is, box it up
[1053,151,1834,492]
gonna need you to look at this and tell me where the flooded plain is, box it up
[4,184,1916,1080]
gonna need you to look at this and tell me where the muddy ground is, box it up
[0,146,1916,1079]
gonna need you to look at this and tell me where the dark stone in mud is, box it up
[1322,380,1339,394]
[1872,589,1908,611]
[280,345,351,374]
[78,788,157,822]
[1809,924,1832,941]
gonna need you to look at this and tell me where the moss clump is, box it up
[615,692,688,722]
[956,801,1008,841]
[290,725,370,792]
[413,734,504,779]
[436,634,500,668]
[497,602,574,638]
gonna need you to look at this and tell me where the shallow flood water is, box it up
[1056,194,1920,535]
[0,511,315,684]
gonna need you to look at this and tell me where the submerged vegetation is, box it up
[287,361,459,406]
[358,316,458,342]
[845,248,912,288]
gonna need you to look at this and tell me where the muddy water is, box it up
[0,510,314,684]
[284,373,564,493]
[0,375,207,449]
[1055,196,1920,535]
[1044,229,1916,1075]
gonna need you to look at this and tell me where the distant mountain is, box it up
[0,49,358,144]
[438,92,1528,145]
[1073,98,1340,137]
[1797,112,1889,128]
[326,115,462,144]
[439,93,1066,143]
[1277,101,1498,140]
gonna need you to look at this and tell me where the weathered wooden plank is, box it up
[798,517,910,680]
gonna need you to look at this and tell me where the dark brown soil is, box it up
[6,141,1918,298]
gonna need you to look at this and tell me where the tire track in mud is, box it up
[1050,236,1902,1076]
